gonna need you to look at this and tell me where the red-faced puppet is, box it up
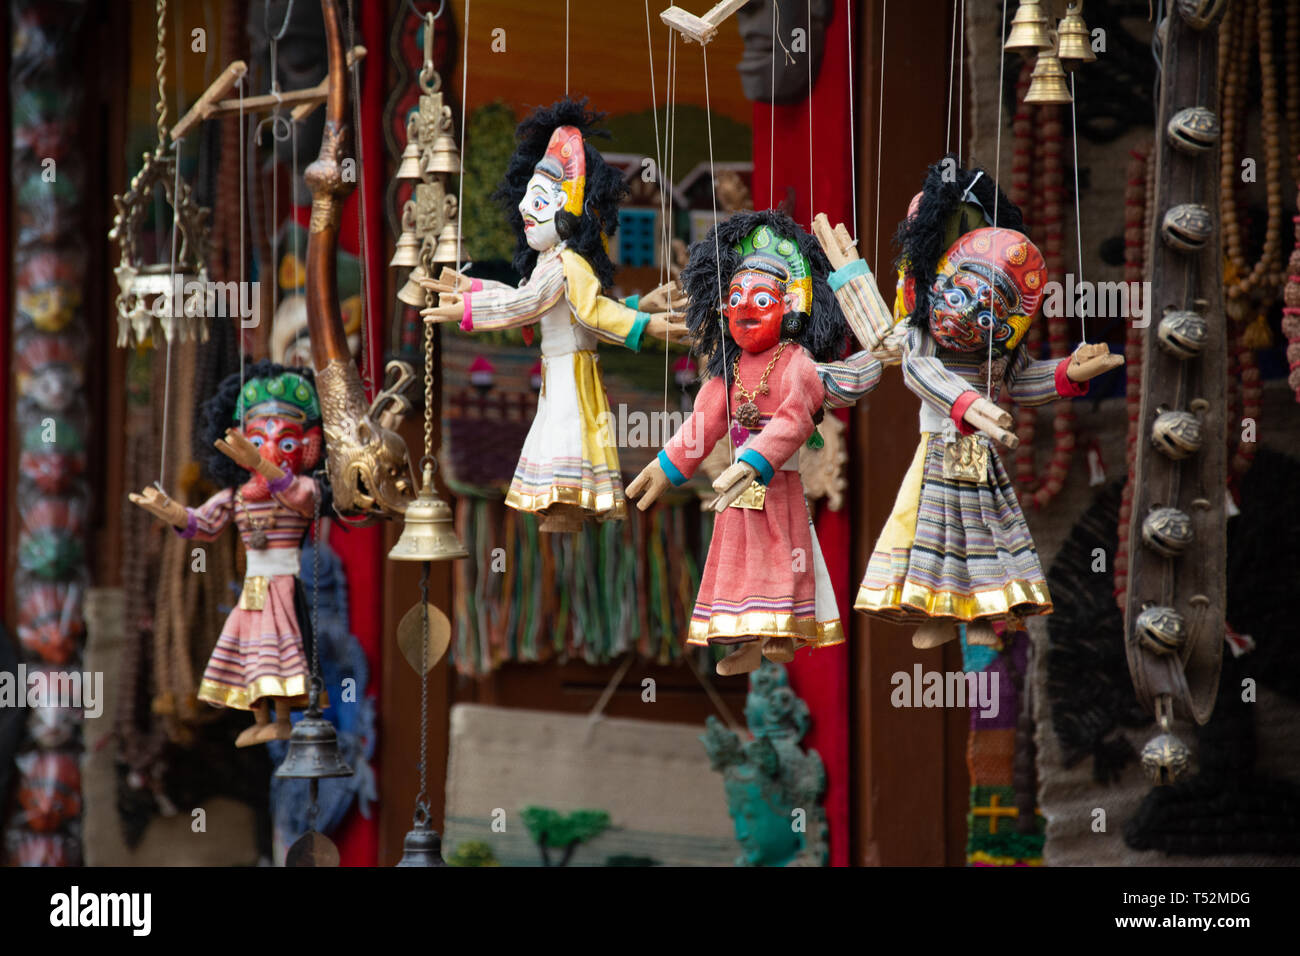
[128,362,327,747]
[628,211,849,676]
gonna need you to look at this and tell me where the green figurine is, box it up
[701,661,828,866]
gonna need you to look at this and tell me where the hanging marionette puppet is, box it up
[128,362,328,746]
[420,98,685,532]
[628,211,877,676]
[855,159,1123,649]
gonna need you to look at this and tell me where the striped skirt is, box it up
[854,434,1052,623]
[504,350,625,521]
[197,573,310,710]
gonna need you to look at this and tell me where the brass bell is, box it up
[274,710,354,780]
[1134,605,1187,657]
[1141,731,1191,785]
[1166,106,1219,154]
[1024,38,1073,104]
[1176,0,1227,30]
[431,221,462,267]
[395,814,448,867]
[1161,204,1213,253]
[390,229,422,269]
[425,132,461,176]
[1004,0,1052,54]
[1055,3,1097,68]
[397,263,432,308]
[396,140,425,181]
[1141,506,1193,557]
[389,461,469,561]
[1157,308,1209,359]
[1151,409,1203,460]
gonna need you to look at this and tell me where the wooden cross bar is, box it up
[660,0,748,45]
[170,45,367,141]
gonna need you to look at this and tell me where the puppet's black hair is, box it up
[197,360,331,513]
[894,155,1025,329]
[680,210,847,379]
[492,97,626,288]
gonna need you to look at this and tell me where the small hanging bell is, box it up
[1024,38,1073,105]
[390,229,422,268]
[396,812,449,867]
[424,132,461,175]
[1004,0,1053,54]
[398,263,432,307]
[396,140,425,181]
[1055,3,1097,68]
[1140,697,1190,785]
[432,221,462,267]
[389,461,469,561]
[274,702,354,780]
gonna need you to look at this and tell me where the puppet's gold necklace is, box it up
[236,488,274,550]
[732,342,787,429]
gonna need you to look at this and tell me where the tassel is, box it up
[1241,312,1273,349]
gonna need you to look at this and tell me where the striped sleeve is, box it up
[901,324,980,417]
[177,487,234,541]
[460,253,565,331]
[1004,346,1086,406]
[817,350,883,408]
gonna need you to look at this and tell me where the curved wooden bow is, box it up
[305,0,417,517]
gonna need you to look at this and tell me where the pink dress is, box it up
[660,343,843,649]
[179,474,317,710]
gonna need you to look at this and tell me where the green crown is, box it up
[732,224,813,314]
[233,371,321,424]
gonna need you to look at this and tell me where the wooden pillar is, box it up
[850,0,970,867]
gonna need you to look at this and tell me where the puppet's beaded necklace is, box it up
[732,342,788,429]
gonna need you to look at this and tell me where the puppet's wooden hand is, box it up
[216,428,284,481]
[128,486,189,528]
[638,280,688,314]
[646,312,690,343]
[812,213,860,270]
[421,292,465,323]
[418,267,473,295]
[1067,342,1124,382]
[962,397,1020,450]
[709,461,759,512]
[627,459,672,510]
[871,327,905,365]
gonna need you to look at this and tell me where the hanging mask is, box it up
[927,227,1045,355]
[726,224,812,353]
[520,125,585,252]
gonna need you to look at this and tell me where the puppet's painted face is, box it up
[725,269,790,353]
[519,170,565,252]
[927,228,1043,355]
[243,416,322,477]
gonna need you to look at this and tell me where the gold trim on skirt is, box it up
[504,484,626,519]
[854,578,1053,623]
[198,674,310,711]
[687,612,845,648]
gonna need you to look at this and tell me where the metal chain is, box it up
[310,488,322,701]
[155,0,168,150]
[415,561,431,822]
[732,341,788,405]
[423,314,434,461]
